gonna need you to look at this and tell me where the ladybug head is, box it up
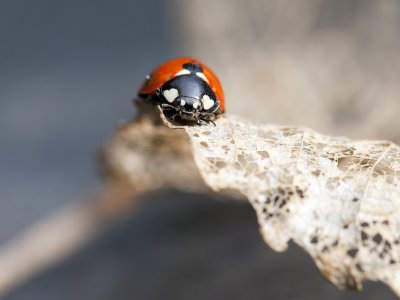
[158,74,219,122]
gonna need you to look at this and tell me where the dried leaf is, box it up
[168,114,400,295]
[102,107,400,297]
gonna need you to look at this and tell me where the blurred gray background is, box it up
[0,0,170,243]
[1,0,399,299]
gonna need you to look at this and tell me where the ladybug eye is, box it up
[201,94,215,110]
[163,88,179,103]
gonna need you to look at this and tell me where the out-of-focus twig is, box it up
[0,183,138,298]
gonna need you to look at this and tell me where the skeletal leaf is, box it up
[168,114,400,296]
[102,106,400,297]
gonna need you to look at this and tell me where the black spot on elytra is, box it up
[332,239,339,247]
[183,63,203,73]
[382,220,389,225]
[310,236,318,244]
[347,248,359,258]
[360,222,369,227]
[372,233,383,244]
[390,259,396,265]
[352,197,359,202]
[343,224,349,229]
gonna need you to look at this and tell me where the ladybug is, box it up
[138,57,225,124]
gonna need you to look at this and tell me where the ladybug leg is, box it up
[203,119,216,126]
[197,117,215,126]
[161,103,179,111]
[199,113,216,124]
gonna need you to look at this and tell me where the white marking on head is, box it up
[175,69,191,76]
[201,94,215,110]
[180,99,186,106]
[192,101,200,109]
[163,88,179,103]
[196,72,208,83]
[145,74,150,80]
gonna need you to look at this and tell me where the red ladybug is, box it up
[138,57,225,123]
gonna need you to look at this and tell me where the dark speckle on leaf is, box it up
[278,200,287,208]
[278,187,284,195]
[347,248,359,258]
[383,241,391,252]
[373,233,383,244]
[355,263,364,272]
[361,231,368,241]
